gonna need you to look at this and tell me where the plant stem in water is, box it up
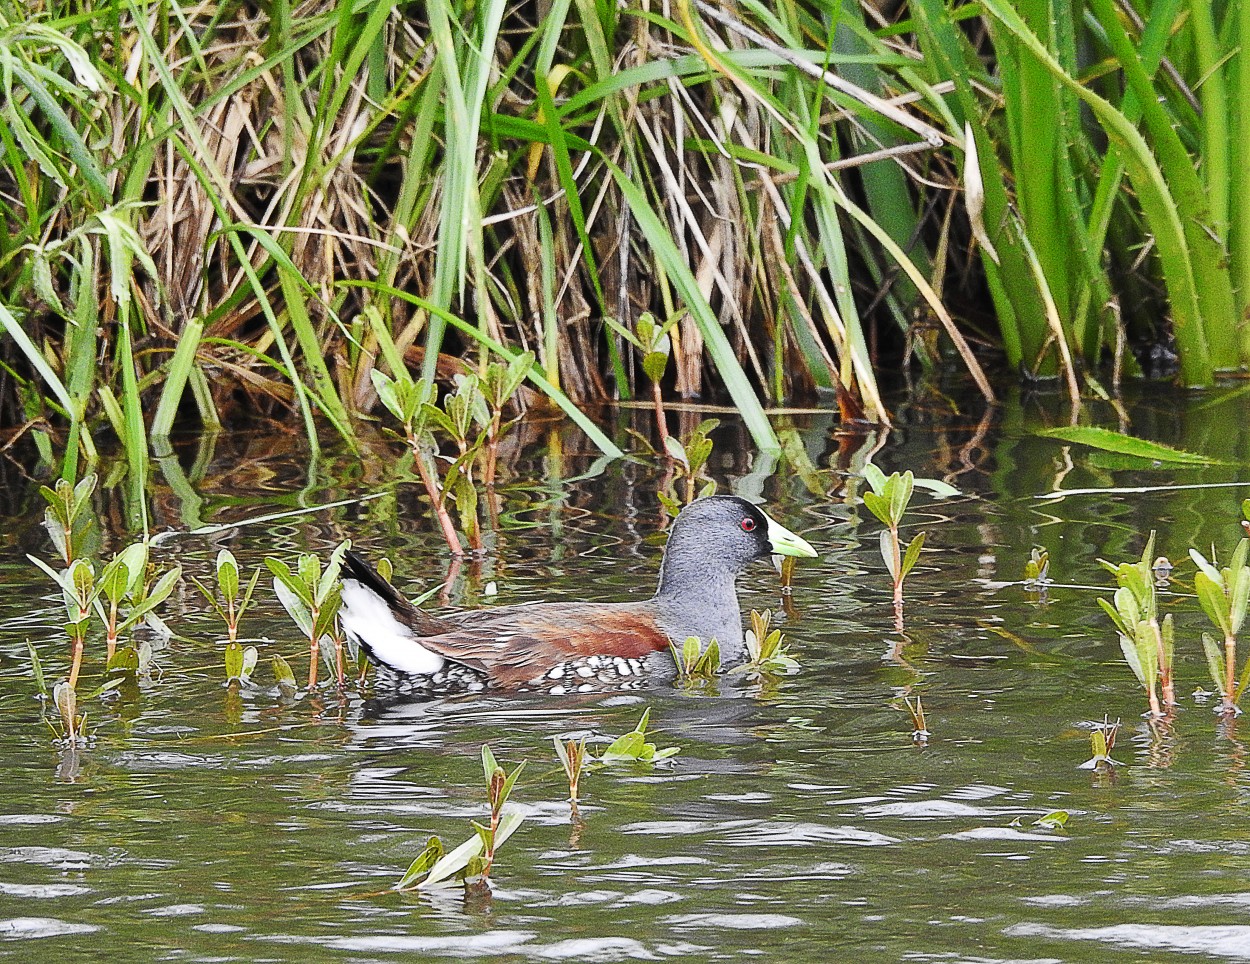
[652,380,668,446]
[1225,634,1238,717]
[408,437,463,556]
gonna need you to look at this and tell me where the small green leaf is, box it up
[240,646,257,681]
[27,641,47,696]
[900,531,926,579]
[273,580,314,637]
[1119,634,1147,686]
[317,542,350,605]
[862,463,887,494]
[1195,571,1233,638]
[862,491,890,526]
[911,477,961,498]
[272,654,297,689]
[552,736,571,771]
[1033,810,1069,830]
[657,490,682,518]
[396,836,445,890]
[600,730,645,763]
[889,471,915,523]
[106,645,139,676]
[481,745,499,784]
[53,681,77,728]
[265,558,313,607]
[1190,548,1223,584]
[419,834,485,889]
[216,549,239,601]
[879,530,898,581]
[497,761,524,810]
[225,641,244,681]
[1202,632,1227,693]
[664,434,689,467]
[642,351,668,384]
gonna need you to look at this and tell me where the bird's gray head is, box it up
[656,495,817,593]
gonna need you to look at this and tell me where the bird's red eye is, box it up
[741,517,756,532]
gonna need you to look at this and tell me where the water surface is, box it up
[3,388,1250,961]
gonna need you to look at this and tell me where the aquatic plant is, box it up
[38,474,96,566]
[1030,811,1070,831]
[426,373,499,552]
[734,610,800,677]
[371,371,463,556]
[897,693,929,745]
[1099,532,1174,717]
[657,419,719,516]
[1023,548,1051,593]
[396,746,526,892]
[597,709,680,765]
[861,465,926,624]
[1079,717,1122,771]
[224,645,258,687]
[606,312,682,444]
[479,352,535,489]
[265,542,349,689]
[190,550,261,645]
[552,736,589,804]
[271,655,298,698]
[670,635,721,685]
[1191,540,1250,718]
[95,543,180,667]
[29,542,180,691]
[372,352,532,555]
[29,556,95,691]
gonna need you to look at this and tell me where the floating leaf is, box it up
[1035,427,1222,465]
[272,654,297,691]
[1034,810,1069,830]
[106,646,140,676]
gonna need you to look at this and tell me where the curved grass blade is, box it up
[1036,427,1224,465]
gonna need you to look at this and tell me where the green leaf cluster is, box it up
[265,541,349,648]
[598,708,680,765]
[190,549,262,644]
[670,635,721,682]
[396,746,527,891]
[1097,533,1171,715]
[735,609,800,676]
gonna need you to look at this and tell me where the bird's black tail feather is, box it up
[342,550,407,611]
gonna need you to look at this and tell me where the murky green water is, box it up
[5,387,1250,961]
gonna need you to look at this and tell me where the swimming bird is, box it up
[339,495,817,689]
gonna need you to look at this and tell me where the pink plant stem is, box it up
[1225,635,1238,718]
[652,381,668,446]
[307,607,320,689]
[409,436,463,556]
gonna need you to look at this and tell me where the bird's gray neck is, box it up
[652,549,745,660]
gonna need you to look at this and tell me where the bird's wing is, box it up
[419,601,671,685]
